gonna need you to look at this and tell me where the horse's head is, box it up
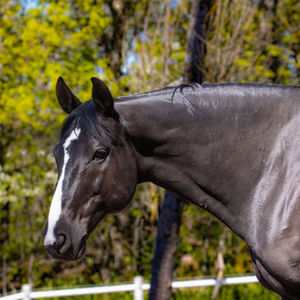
[43,77,138,260]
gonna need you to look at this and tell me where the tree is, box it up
[148,1,214,299]
[204,0,300,84]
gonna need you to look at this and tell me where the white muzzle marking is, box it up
[44,128,81,246]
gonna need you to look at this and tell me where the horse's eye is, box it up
[93,149,109,162]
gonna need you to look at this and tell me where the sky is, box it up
[21,0,39,11]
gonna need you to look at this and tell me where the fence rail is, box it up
[0,275,259,300]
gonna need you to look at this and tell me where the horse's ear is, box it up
[91,77,114,115]
[56,77,82,114]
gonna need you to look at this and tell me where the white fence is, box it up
[0,275,259,300]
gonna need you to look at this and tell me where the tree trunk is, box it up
[184,0,213,83]
[148,1,214,299]
[98,0,133,80]
[148,192,184,300]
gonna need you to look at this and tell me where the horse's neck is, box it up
[115,84,298,240]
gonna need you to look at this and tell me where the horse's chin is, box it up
[71,234,88,261]
[74,242,86,261]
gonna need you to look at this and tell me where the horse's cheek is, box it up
[123,154,138,199]
[109,150,137,210]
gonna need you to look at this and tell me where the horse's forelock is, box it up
[60,101,116,147]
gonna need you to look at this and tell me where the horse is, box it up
[43,77,300,299]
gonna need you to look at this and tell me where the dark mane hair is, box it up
[60,101,117,146]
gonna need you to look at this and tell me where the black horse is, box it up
[43,77,299,299]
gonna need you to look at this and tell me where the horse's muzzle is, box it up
[43,221,88,261]
[44,234,87,261]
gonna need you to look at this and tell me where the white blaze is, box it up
[44,128,81,246]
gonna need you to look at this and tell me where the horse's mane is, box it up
[115,83,199,116]
[60,82,298,144]
[117,82,299,103]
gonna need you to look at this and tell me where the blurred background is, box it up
[0,0,299,299]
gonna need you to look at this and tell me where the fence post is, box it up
[134,276,144,300]
[22,284,32,300]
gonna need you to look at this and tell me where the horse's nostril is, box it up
[56,234,66,251]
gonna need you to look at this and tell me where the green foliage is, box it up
[205,0,300,84]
